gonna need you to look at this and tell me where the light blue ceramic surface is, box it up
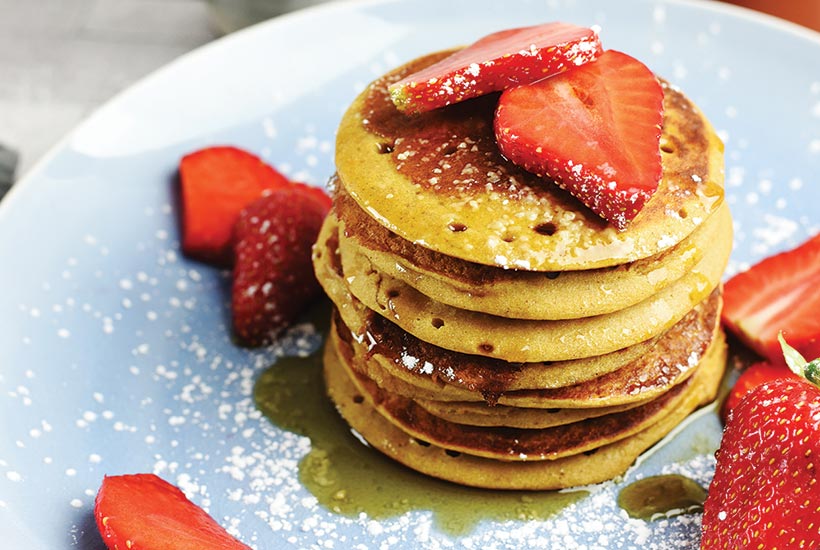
[1,0,818,548]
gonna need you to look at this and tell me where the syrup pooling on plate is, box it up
[252,309,586,536]
[617,474,707,520]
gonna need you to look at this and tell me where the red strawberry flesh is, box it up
[494,49,664,230]
[702,377,820,548]
[180,146,290,266]
[232,185,330,347]
[389,22,602,114]
[95,473,251,550]
[722,233,820,363]
[291,181,333,212]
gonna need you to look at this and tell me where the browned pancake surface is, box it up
[336,50,725,270]
[414,398,646,429]
[323,331,728,490]
[331,332,723,461]
[339,334,697,461]
[332,287,719,406]
[316,212,729,363]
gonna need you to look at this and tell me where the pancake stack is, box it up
[312,50,731,490]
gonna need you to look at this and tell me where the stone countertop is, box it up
[0,0,215,182]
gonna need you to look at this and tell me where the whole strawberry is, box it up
[701,338,820,549]
[232,184,330,346]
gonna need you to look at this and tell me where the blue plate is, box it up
[1,0,818,547]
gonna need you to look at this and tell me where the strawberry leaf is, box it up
[779,332,820,387]
[779,332,808,374]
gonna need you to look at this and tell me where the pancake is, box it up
[336,191,732,320]
[315,216,730,362]
[335,50,725,271]
[315,217,682,390]
[336,333,704,462]
[323,329,727,490]
[331,288,720,409]
[414,398,647,429]
[329,287,720,407]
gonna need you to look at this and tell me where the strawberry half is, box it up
[95,473,251,550]
[232,185,330,347]
[389,22,602,114]
[495,49,664,230]
[722,233,820,363]
[180,146,290,266]
[701,341,820,548]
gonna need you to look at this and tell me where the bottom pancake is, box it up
[323,331,727,490]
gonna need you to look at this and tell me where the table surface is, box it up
[0,0,816,183]
[0,0,214,179]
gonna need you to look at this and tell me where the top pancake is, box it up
[335,50,725,271]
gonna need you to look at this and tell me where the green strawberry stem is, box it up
[778,332,820,386]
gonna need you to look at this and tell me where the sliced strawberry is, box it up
[720,360,796,423]
[232,185,330,347]
[95,473,250,550]
[494,50,664,230]
[180,146,290,266]
[722,233,820,363]
[389,22,602,114]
